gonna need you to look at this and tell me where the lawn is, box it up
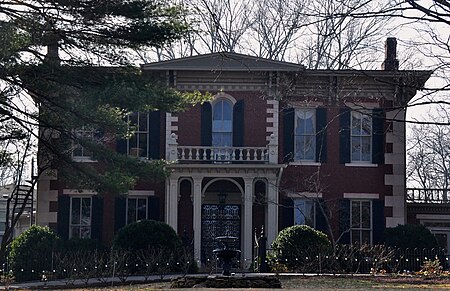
[31,275,450,290]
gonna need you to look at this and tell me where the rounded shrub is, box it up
[385,224,439,249]
[271,225,331,271]
[113,219,181,251]
[9,225,60,282]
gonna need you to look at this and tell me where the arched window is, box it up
[212,99,233,147]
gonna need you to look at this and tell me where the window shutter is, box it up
[232,100,244,147]
[116,139,127,154]
[339,199,351,244]
[372,199,385,244]
[91,195,103,242]
[201,103,212,146]
[148,196,160,221]
[339,108,351,164]
[283,108,295,163]
[315,199,328,233]
[149,111,161,159]
[372,108,384,164]
[281,198,294,229]
[57,195,70,240]
[316,108,327,163]
[114,196,127,233]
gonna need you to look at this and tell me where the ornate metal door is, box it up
[201,204,241,263]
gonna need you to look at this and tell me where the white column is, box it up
[266,178,279,247]
[167,177,178,232]
[192,177,203,265]
[242,178,253,269]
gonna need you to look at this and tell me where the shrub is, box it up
[384,224,439,249]
[271,225,331,271]
[9,225,60,282]
[113,220,181,251]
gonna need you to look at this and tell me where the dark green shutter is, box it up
[201,103,212,146]
[91,195,103,242]
[114,196,127,233]
[281,198,294,229]
[372,108,384,164]
[315,199,328,233]
[232,100,244,147]
[372,200,385,244]
[283,108,295,163]
[316,108,327,163]
[148,196,160,221]
[116,139,127,154]
[149,111,161,159]
[57,195,70,240]
[339,108,351,164]
[339,199,351,244]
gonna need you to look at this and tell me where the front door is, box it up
[201,204,241,263]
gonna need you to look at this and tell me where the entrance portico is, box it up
[165,164,282,267]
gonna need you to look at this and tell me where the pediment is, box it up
[141,52,305,72]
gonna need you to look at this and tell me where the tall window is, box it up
[70,197,92,238]
[127,112,149,158]
[350,200,372,244]
[294,109,316,161]
[127,197,148,224]
[351,111,372,162]
[72,126,94,160]
[294,199,315,227]
[212,100,233,147]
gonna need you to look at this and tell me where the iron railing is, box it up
[406,188,450,203]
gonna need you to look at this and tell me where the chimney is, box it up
[43,32,60,66]
[382,37,399,71]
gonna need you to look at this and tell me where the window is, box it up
[72,126,94,160]
[294,199,315,227]
[126,197,148,224]
[70,197,92,238]
[127,112,149,158]
[212,99,233,147]
[294,109,316,161]
[350,200,372,244]
[351,111,372,162]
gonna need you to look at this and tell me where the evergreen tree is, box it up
[0,1,207,193]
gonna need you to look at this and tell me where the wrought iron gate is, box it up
[201,204,241,263]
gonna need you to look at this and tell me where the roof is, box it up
[141,52,306,72]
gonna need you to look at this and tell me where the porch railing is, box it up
[406,188,450,203]
[177,146,268,163]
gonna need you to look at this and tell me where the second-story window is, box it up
[72,126,94,160]
[351,111,372,162]
[127,112,149,158]
[295,109,316,161]
[212,99,233,147]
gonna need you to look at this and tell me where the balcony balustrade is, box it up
[406,188,450,203]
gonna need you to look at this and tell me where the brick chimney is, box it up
[382,37,399,71]
[43,32,60,66]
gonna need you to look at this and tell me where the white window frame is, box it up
[350,200,372,245]
[72,126,95,161]
[350,111,372,163]
[126,112,150,159]
[126,196,148,224]
[294,108,316,161]
[69,196,92,239]
[294,198,316,228]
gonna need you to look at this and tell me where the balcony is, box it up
[406,188,450,204]
[166,134,278,164]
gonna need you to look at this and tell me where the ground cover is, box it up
[10,275,450,290]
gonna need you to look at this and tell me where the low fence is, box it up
[254,246,448,274]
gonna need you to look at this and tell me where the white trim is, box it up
[344,193,379,199]
[345,163,378,168]
[290,161,322,166]
[213,92,237,105]
[127,190,155,196]
[417,214,450,220]
[63,189,97,195]
[286,192,323,199]
[72,157,96,163]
